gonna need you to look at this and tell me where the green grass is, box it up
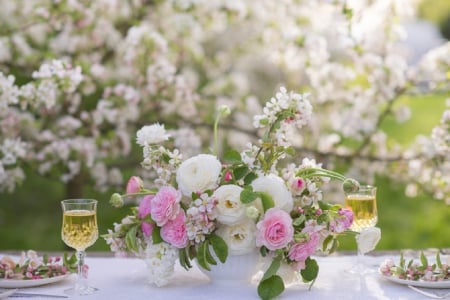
[419,0,450,26]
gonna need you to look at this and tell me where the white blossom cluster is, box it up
[141,238,179,287]
[185,193,218,244]
[0,0,449,204]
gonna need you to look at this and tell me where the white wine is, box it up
[345,195,377,232]
[62,210,98,251]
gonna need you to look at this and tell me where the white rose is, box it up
[251,174,293,212]
[136,123,170,146]
[176,154,222,196]
[216,220,256,255]
[356,227,381,254]
[213,185,246,225]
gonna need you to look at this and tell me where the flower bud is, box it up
[218,105,231,117]
[110,193,124,208]
[342,178,360,193]
[126,176,143,194]
[246,206,260,220]
[224,170,232,182]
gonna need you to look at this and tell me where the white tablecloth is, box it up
[2,254,444,299]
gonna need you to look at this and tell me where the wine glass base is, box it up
[346,263,376,275]
[64,286,98,296]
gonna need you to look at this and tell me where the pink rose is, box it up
[150,186,181,226]
[288,232,321,267]
[330,208,354,233]
[126,176,143,194]
[161,211,188,248]
[256,208,294,251]
[141,222,154,238]
[138,195,154,219]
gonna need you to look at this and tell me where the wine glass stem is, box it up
[356,246,364,270]
[76,250,88,289]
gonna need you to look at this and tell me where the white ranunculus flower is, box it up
[176,154,222,196]
[251,174,293,212]
[216,220,256,255]
[213,184,246,225]
[356,227,381,254]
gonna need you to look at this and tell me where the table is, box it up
[1,252,447,299]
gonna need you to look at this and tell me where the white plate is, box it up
[379,272,450,289]
[0,274,70,288]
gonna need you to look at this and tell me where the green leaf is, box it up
[420,252,428,268]
[240,187,258,204]
[257,192,274,212]
[399,253,405,269]
[318,201,332,210]
[436,252,442,269]
[179,249,192,271]
[322,235,333,252]
[257,275,285,300]
[293,214,306,227]
[197,242,211,271]
[125,225,139,252]
[223,150,242,164]
[152,226,163,244]
[261,257,281,281]
[301,257,319,282]
[243,172,258,185]
[285,146,295,156]
[233,166,249,180]
[209,234,228,263]
[204,242,217,265]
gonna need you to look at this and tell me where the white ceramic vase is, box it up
[198,251,260,285]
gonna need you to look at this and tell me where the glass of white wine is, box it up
[61,199,98,295]
[344,185,378,274]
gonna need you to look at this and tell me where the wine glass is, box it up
[61,199,98,295]
[344,185,378,274]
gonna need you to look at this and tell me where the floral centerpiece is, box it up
[103,87,359,299]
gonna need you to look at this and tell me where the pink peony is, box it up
[161,211,188,248]
[126,176,143,194]
[288,232,321,267]
[141,222,154,238]
[330,208,354,233]
[150,186,181,226]
[138,195,154,219]
[256,208,294,251]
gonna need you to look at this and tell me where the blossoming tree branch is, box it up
[0,0,449,203]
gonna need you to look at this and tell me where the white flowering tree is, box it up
[0,0,449,202]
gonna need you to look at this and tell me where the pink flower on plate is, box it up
[141,222,154,238]
[288,232,321,268]
[138,195,154,219]
[330,208,354,233]
[256,208,294,251]
[161,211,188,248]
[151,186,181,226]
[126,176,143,194]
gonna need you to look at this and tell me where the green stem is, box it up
[122,189,157,198]
[296,167,347,181]
[213,114,220,156]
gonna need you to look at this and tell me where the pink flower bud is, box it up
[224,170,232,182]
[126,176,143,194]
